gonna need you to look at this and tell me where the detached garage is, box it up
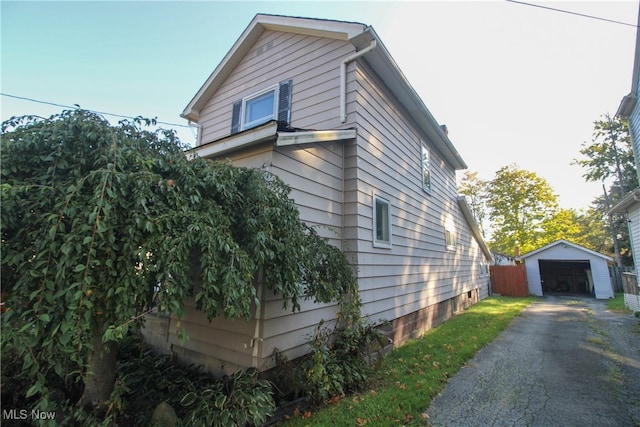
[520,240,614,299]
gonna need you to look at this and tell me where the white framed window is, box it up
[242,85,278,130]
[421,144,431,193]
[231,80,292,134]
[373,194,392,248]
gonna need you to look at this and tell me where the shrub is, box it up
[301,317,387,403]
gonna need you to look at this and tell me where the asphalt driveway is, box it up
[426,296,640,426]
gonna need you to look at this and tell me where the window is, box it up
[445,227,456,250]
[421,144,431,193]
[231,80,292,134]
[373,194,392,248]
[243,86,277,130]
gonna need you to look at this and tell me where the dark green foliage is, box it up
[113,334,274,427]
[300,316,387,403]
[0,109,360,420]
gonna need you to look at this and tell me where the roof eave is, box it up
[188,121,279,159]
[519,239,613,262]
[616,93,637,119]
[357,28,467,170]
[609,188,640,214]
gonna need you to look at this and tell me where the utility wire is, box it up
[506,0,639,28]
[0,92,191,128]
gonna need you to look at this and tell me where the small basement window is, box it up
[373,194,392,248]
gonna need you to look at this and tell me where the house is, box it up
[144,14,492,375]
[519,240,614,299]
[610,5,640,311]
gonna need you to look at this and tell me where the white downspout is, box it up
[188,121,203,147]
[251,275,263,368]
[340,40,377,123]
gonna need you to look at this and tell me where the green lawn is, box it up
[607,292,632,314]
[280,296,536,426]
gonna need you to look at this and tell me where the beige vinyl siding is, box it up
[166,300,257,374]
[196,30,355,145]
[272,143,343,232]
[351,62,488,322]
[256,141,345,367]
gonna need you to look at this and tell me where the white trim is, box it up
[188,121,278,159]
[373,193,392,249]
[519,239,613,262]
[276,129,356,146]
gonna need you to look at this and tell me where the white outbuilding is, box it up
[519,240,614,299]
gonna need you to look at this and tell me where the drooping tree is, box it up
[1,110,356,414]
[486,164,559,255]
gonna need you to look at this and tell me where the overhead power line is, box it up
[506,0,639,28]
[0,92,191,128]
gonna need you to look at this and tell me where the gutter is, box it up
[340,39,377,123]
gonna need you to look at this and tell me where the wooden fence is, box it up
[490,264,529,297]
[609,266,634,293]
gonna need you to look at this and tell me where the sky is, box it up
[2,1,639,211]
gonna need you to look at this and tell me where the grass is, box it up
[279,296,536,426]
[607,292,632,314]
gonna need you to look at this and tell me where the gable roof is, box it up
[519,239,612,262]
[182,14,467,170]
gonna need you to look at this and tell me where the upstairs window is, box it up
[373,194,392,248]
[244,87,277,129]
[421,144,431,193]
[231,80,292,134]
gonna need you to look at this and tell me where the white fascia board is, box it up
[357,28,467,170]
[519,239,613,262]
[276,129,356,147]
[189,121,278,159]
[616,93,637,118]
[609,188,640,214]
[257,14,366,41]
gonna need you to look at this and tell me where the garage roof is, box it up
[519,239,613,262]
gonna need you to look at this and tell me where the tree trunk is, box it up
[80,329,118,408]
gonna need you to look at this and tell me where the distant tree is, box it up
[574,114,637,266]
[487,164,559,254]
[458,170,488,238]
[537,208,610,251]
[1,110,356,416]
[574,114,637,195]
